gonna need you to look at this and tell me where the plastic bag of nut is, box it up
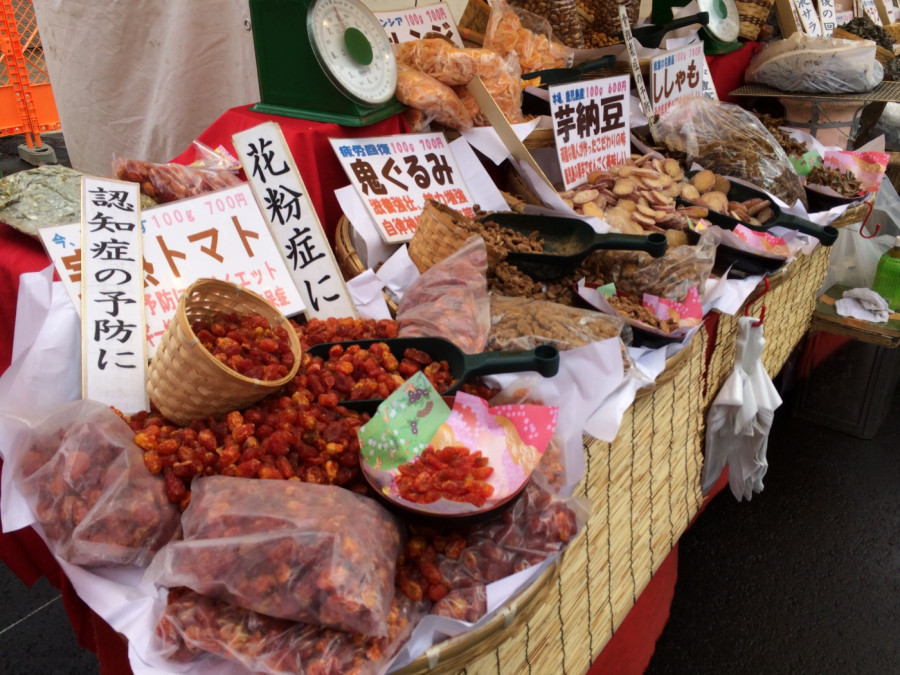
[509,0,585,48]
[486,294,632,351]
[581,0,637,48]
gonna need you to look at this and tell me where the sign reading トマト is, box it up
[374,3,463,46]
[79,176,148,413]
[40,182,305,356]
[233,122,357,320]
[331,132,476,244]
[650,43,705,118]
[549,75,631,189]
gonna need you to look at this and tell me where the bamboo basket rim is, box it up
[393,558,559,674]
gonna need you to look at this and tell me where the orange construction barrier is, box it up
[0,0,60,158]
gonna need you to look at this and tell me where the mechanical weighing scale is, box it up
[249,0,405,126]
[651,0,743,54]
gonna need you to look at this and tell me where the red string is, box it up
[744,276,770,327]
[859,201,880,239]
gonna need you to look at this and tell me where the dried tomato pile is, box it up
[192,311,295,381]
[298,316,399,349]
[302,342,455,406]
[395,480,579,619]
[396,445,494,507]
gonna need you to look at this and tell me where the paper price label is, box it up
[549,75,631,189]
[818,0,838,35]
[331,132,476,244]
[794,0,824,34]
[650,43,705,117]
[374,3,462,46]
[619,5,657,140]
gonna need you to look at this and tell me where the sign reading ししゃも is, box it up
[233,122,357,320]
[331,132,476,244]
[80,176,148,414]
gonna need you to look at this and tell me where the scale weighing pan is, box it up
[480,212,668,279]
[681,173,839,246]
[614,12,709,48]
[306,337,560,412]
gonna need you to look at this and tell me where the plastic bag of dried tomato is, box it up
[144,476,402,637]
[7,399,180,567]
[397,235,491,354]
[153,587,426,675]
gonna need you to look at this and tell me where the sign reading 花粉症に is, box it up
[80,177,148,414]
[233,122,357,320]
[374,3,463,46]
[40,182,305,356]
[549,75,631,190]
[330,132,476,244]
[650,43,705,118]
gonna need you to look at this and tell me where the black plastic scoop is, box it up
[617,12,710,49]
[681,172,839,246]
[522,55,617,87]
[306,337,560,412]
[479,212,668,279]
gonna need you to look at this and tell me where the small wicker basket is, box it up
[146,278,301,425]
[735,0,774,41]
[407,200,504,273]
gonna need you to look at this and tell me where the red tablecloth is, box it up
[169,104,407,244]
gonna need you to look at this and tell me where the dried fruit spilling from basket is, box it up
[192,310,296,381]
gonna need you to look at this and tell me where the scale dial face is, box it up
[307,0,397,107]
[697,0,740,43]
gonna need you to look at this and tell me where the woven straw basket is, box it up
[735,0,774,40]
[407,199,504,273]
[146,278,301,426]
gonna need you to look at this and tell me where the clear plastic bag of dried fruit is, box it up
[6,399,180,567]
[508,0,585,48]
[153,587,425,675]
[144,475,402,637]
[397,235,492,353]
[486,294,632,351]
[395,63,474,131]
[581,229,717,301]
[485,0,573,73]
[655,97,808,209]
[112,153,243,204]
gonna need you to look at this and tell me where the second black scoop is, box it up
[307,337,560,412]
[480,212,668,279]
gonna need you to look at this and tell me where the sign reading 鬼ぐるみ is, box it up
[40,182,305,356]
[549,75,630,190]
[233,122,357,320]
[374,3,463,46]
[650,43,705,118]
[80,176,148,414]
[331,132,476,244]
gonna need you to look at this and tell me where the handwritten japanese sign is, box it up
[40,182,305,356]
[79,176,148,414]
[650,43,705,118]
[818,0,838,35]
[794,0,824,34]
[548,75,630,189]
[619,5,658,142]
[233,122,356,320]
[861,0,884,23]
[374,3,462,47]
[330,132,476,244]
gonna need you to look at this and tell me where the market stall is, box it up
[2,0,898,672]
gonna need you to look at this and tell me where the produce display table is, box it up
[0,211,832,672]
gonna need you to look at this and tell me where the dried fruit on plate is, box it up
[396,445,495,507]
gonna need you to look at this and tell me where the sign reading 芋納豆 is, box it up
[80,176,148,414]
[40,182,305,357]
[650,43,705,118]
[374,3,463,47]
[549,75,630,190]
[233,122,357,320]
[793,0,824,35]
[330,132,476,244]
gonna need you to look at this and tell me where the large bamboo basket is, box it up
[146,278,301,425]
